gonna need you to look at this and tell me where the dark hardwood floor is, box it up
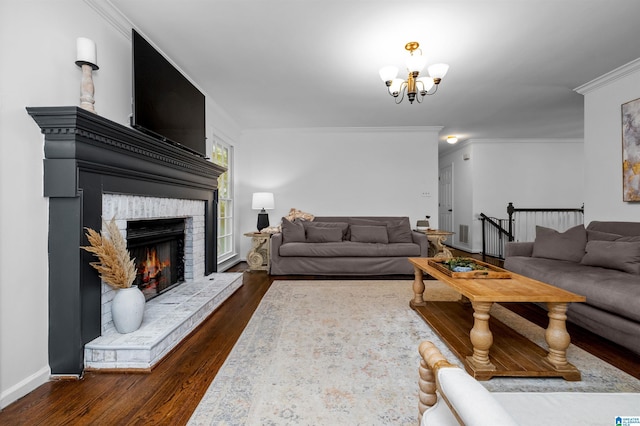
[1,259,638,425]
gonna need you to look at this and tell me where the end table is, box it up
[419,229,454,259]
[244,232,272,271]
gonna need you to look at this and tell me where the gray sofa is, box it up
[270,216,429,275]
[504,221,640,355]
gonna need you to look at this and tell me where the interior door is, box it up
[439,164,453,232]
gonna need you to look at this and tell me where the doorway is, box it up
[439,163,453,233]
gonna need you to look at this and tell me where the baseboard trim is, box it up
[0,365,50,409]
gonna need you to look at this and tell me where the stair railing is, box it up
[479,214,512,261]
[507,202,584,242]
[479,202,584,260]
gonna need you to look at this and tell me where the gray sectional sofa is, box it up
[270,216,430,275]
[504,221,640,355]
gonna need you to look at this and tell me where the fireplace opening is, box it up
[127,218,185,301]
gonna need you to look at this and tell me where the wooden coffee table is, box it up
[409,257,586,381]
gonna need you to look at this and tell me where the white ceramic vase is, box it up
[111,286,145,334]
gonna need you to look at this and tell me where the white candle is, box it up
[76,37,97,66]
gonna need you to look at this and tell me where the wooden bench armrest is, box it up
[418,341,518,426]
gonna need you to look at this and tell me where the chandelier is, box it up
[379,42,449,104]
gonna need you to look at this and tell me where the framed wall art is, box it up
[622,97,640,201]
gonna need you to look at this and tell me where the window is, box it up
[212,138,234,263]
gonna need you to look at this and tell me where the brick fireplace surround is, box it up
[28,107,228,376]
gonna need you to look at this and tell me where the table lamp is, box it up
[252,192,274,231]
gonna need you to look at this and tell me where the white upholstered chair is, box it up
[418,340,640,426]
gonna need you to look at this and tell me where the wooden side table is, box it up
[418,229,454,259]
[244,232,271,271]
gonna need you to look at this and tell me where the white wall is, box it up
[236,127,441,258]
[0,0,241,408]
[0,0,131,408]
[439,139,584,252]
[580,59,640,223]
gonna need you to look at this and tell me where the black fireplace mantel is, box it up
[27,106,226,376]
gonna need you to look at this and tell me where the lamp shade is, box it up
[379,66,399,82]
[416,77,435,93]
[406,53,428,73]
[252,192,274,210]
[428,63,449,79]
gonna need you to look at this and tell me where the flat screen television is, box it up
[131,29,206,158]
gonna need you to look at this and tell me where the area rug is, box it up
[188,280,640,425]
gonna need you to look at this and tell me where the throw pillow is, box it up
[306,226,343,243]
[532,224,587,263]
[303,221,349,240]
[581,240,640,274]
[350,225,389,244]
[281,217,305,243]
[387,222,413,243]
[586,229,623,242]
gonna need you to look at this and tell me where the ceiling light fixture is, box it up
[379,41,449,104]
[447,135,458,144]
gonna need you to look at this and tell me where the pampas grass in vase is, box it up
[81,218,137,289]
[82,218,145,333]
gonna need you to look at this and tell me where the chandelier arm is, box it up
[425,84,439,96]
[395,86,406,104]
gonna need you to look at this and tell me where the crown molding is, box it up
[574,57,640,95]
[84,0,132,39]
[470,138,583,145]
[438,138,583,157]
[242,126,444,135]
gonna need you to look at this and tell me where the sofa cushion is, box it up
[281,217,306,243]
[532,225,587,263]
[306,226,343,243]
[348,217,413,243]
[350,225,389,244]
[348,218,386,240]
[581,240,640,274]
[504,256,640,323]
[587,221,640,236]
[387,222,414,243]
[586,229,624,242]
[278,241,421,257]
[303,221,349,240]
[348,217,388,226]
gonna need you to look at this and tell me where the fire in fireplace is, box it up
[127,218,185,301]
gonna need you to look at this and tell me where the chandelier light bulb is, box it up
[388,78,404,96]
[416,77,435,94]
[379,66,399,83]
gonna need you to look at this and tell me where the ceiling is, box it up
[108,0,640,148]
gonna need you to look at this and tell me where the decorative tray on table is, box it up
[428,257,511,279]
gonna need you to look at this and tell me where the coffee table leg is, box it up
[543,302,581,380]
[411,266,426,307]
[466,301,496,371]
[544,302,571,368]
